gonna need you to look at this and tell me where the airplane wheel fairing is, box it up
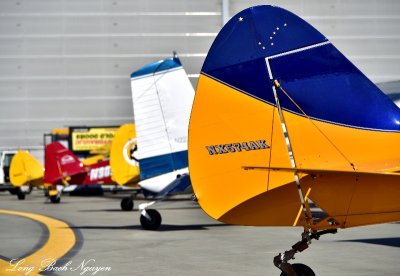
[140,209,162,230]
[279,263,315,276]
[121,197,134,211]
[17,193,25,200]
[50,196,60,204]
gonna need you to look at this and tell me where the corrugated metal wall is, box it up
[0,0,399,159]
[0,0,221,154]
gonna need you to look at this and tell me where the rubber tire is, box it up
[140,209,162,230]
[17,192,25,200]
[280,263,315,276]
[50,195,61,204]
[121,197,134,211]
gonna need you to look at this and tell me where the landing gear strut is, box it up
[274,229,337,276]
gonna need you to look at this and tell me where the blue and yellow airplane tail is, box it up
[189,5,400,229]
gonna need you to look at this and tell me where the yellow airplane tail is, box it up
[189,5,400,229]
[10,150,44,187]
[110,124,140,186]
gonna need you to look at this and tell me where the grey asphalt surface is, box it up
[0,189,399,276]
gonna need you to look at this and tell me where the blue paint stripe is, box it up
[131,57,182,79]
[139,150,188,180]
[201,5,400,131]
[269,44,400,131]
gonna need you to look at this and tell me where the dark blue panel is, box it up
[131,57,182,79]
[171,150,189,172]
[201,5,400,131]
[139,150,188,180]
[155,174,192,198]
[203,58,275,105]
[202,5,327,74]
[269,44,400,130]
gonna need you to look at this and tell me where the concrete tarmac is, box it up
[0,189,399,276]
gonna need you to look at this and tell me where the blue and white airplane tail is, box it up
[130,54,194,229]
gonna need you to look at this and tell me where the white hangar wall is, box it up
[0,0,399,156]
[0,0,221,152]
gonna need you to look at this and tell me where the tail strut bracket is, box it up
[273,229,337,275]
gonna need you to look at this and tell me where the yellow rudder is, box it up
[10,150,44,187]
[189,75,303,226]
[110,124,140,186]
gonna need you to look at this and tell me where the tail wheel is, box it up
[25,186,33,195]
[140,209,162,230]
[280,263,315,276]
[120,197,134,211]
[17,192,25,200]
[50,195,61,204]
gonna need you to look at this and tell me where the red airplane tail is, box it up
[44,142,87,185]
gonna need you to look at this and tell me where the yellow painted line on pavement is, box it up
[0,209,76,275]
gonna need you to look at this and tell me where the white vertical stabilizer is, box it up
[130,57,194,180]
